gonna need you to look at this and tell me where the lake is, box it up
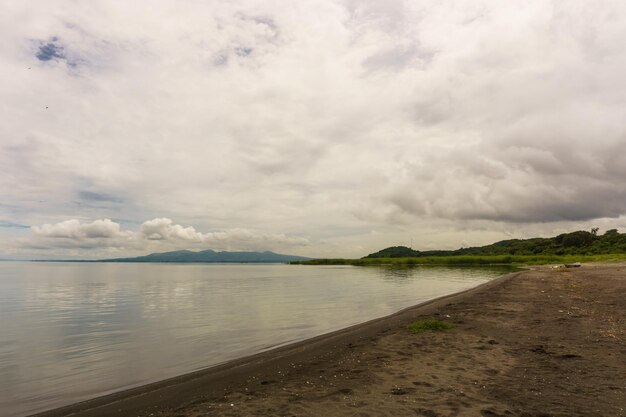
[0,262,512,416]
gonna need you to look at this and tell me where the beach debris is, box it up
[390,386,414,395]
[553,262,582,269]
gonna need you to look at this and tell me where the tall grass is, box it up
[292,253,626,266]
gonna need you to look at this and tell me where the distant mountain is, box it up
[365,229,626,258]
[103,249,310,263]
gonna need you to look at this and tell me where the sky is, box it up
[1,0,626,260]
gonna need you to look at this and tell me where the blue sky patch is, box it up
[79,191,122,203]
[36,39,66,62]
[235,47,253,57]
[0,220,29,229]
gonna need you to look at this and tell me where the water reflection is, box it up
[0,263,512,417]
[379,264,517,282]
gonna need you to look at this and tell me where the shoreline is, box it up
[34,265,625,416]
[32,270,521,417]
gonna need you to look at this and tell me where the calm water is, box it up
[0,262,512,416]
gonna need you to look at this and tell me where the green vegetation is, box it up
[366,246,422,258]
[294,253,626,266]
[408,319,455,333]
[292,229,626,266]
[366,229,626,258]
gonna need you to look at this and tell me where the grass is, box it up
[291,253,626,266]
[408,319,455,334]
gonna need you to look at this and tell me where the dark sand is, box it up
[36,265,625,417]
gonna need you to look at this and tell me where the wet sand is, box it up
[35,265,625,417]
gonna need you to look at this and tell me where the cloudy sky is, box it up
[1,0,626,260]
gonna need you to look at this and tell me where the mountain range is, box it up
[104,249,310,263]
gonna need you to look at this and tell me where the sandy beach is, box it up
[36,265,625,417]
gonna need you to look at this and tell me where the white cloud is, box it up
[32,219,123,239]
[24,217,310,258]
[138,217,309,246]
[140,218,204,241]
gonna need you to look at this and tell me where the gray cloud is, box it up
[1,1,626,259]
[362,44,435,71]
